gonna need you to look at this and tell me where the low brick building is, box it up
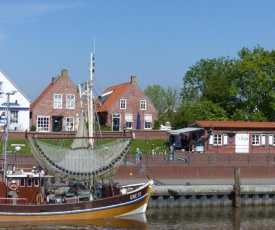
[170,121,275,154]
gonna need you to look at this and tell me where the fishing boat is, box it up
[0,53,153,221]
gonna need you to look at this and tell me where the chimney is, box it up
[131,76,137,85]
[61,69,68,77]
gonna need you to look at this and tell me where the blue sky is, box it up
[0,0,275,102]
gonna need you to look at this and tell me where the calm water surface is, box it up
[1,206,275,229]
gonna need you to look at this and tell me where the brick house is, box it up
[30,69,83,132]
[169,120,275,154]
[0,69,30,131]
[95,76,158,131]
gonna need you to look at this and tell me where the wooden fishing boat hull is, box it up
[0,180,153,221]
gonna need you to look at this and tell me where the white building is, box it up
[0,70,30,131]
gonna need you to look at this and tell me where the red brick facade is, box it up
[30,69,83,132]
[96,76,158,131]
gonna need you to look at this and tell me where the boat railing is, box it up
[0,197,27,205]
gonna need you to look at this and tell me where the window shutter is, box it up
[209,134,214,145]
[261,134,266,146]
[223,134,228,146]
[269,134,273,146]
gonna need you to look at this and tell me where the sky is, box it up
[0,0,275,102]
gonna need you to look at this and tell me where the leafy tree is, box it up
[144,85,166,114]
[181,57,236,115]
[164,86,181,112]
[233,45,275,121]
[144,85,181,114]
[171,100,228,129]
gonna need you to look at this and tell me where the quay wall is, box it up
[148,185,275,207]
[114,165,275,181]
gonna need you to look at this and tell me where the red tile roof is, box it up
[95,82,130,112]
[192,120,275,129]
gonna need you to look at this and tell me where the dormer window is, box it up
[120,99,126,109]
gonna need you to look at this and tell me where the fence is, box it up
[123,151,275,167]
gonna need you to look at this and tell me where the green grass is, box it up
[0,138,170,155]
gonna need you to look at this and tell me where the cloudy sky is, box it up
[0,0,275,102]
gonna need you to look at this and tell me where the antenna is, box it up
[93,38,96,54]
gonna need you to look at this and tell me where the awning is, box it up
[168,127,202,135]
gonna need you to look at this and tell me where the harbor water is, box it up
[1,205,275,229]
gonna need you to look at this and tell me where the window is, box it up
[66,117,74,131]
[66,94,75,109]
[140,100,146,110]
[34,178,39,187]
[37,116,50,132]
[0,82,3,92]
[54,94,62,109]
[125,114,133,129]
[10,111,18,124]
[27,178,32,187]
[252,134,260,146]
[213,134,222,146]
[20,178,25,187]
[144,114,152,129]
[120,99,126,109]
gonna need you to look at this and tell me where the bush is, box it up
[30,125,36,131]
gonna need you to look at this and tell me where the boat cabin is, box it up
[0,165,46,205]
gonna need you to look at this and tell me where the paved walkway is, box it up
[115,177,275,186]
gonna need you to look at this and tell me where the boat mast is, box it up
[3,91,16,180]
[88,52,94,146]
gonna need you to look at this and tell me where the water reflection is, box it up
[0,213,149,230]
[1,206,275,229]
[146,206,275,229]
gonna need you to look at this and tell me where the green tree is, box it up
[182,57,236,114]
[144,85,166,114]
[171,100,228,129]
[233,45,275,121]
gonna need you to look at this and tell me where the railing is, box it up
[123,151,275,166]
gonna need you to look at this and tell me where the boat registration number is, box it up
[130,192,142,200]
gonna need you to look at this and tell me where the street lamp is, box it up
[11,144,25,165]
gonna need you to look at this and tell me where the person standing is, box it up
[136,148,142,165]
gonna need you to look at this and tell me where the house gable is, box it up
[95,76,158,131]
[30,69,82,132]
[0,69,30,131]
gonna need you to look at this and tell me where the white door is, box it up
[235,133,249,153]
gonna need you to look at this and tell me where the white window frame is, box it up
[213,134,222,146]
[140,100,146,110]
[120,99,126,109]
[54,94,62,109]
[37,116,50,132]
[0,82,3,92]
[144,114,152,129]
[252,134,260,146]
[125,114,133,129]
[66,117,74,131]
[27,178,32,187]
[34,178,39,187]
[66,94,75,109]
[10,111,18,124]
